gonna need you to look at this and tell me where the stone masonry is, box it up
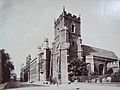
[52,8,82,83]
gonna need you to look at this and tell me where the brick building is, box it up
[29,38,51,83]
[20,38,51,84]
[20,55,31,82]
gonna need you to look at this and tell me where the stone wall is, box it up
[52,10,82,83]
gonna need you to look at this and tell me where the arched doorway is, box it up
[99,64,104,75]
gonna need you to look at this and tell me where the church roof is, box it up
[82,45,118,60]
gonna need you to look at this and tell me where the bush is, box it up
[111,71,120,82]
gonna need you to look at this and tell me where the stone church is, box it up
[51,8,119,83]
[20,8,119,84]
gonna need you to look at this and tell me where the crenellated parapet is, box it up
[54,10,81,27]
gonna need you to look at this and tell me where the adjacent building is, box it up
[30,38,51,83]
[20,55,31,82]
[20,38,51,84]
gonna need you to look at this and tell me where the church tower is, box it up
[52,7,82,83]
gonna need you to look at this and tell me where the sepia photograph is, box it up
[0,0,120,90]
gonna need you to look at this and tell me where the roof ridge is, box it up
[82,44,118,60]
[82,44,114,53]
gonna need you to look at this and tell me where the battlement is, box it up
[54,10,81,26]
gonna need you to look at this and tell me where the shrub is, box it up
[111,71,120,82]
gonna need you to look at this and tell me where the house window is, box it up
[71,24,75,33]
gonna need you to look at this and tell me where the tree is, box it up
[68,58,88,82]
[111,71,120,82]
[7,61,14,71]
[0,49,14,83]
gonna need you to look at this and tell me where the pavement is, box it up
[0,82,8,90]
[4,82,120,90]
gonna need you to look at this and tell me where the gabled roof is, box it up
[82,45,118,60]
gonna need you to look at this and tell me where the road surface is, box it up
[5,82,120,90]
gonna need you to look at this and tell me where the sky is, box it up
[0,0,120,77]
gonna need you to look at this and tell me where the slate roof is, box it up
[82,45,118,60]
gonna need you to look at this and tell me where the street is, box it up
[5,82,120,90]
[4,81,46,90]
